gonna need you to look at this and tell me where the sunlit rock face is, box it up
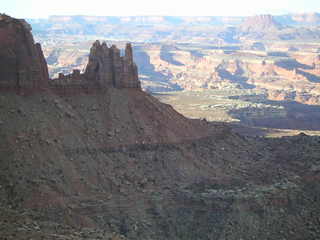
[0,14,49,93]
[84,41,140,88]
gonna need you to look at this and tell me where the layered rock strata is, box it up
[0,14,49,93]
[84,41,140,88]
[0,15,141,95]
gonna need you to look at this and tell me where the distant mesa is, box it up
[291,12,320,24]
[241,14,283,32]
[0,14,141,95]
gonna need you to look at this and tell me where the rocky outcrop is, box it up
[84,41,114,87]
[84,41,140,88]
[0,14,49,93]
[42,41,320,104]
[2,15,320,240]
[49,41,141,95]
[0,15,140,95]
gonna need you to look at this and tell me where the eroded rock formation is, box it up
[49,41,141,95]
[0,14,49,93]
[0,15,141,95]
[1,15,320,240]
[84,41,140,88]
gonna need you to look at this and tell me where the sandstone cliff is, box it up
[0,15,209,145]
[0,14,49,93]
[42,41,320,105]
[1,15,320,240]
[84,41,140,88]
[48,41,141,94]
[0,15,141,95]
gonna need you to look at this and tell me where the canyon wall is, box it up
[41,41,320,104]
[0,14,141,95]
[136,46,320,105]
[0,14,49,93]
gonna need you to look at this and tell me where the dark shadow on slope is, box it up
[190,50,205,58]
[297,70,320,83]
[268,52,289,57]
[217,27,240,44]
[228,99,320,131]
[274,60,320,82]
[228,122,275,137]
[46,49,61,65]
[275,59,313,70]
[133,48,182,91]
[217,68,255,89]
[160,45,184,66]
[133,49,170,82]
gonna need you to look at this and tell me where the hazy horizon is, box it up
[3,0,320,19]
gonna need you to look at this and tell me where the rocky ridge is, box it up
[1,15,320,240]
[0,14,49,93]
[0,14,140,96]
[84,41,140,88]
[136,44,320,104]
[41,41,320,105]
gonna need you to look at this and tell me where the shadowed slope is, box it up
[1,15,320,240]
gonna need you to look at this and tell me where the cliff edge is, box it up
[0,14,49,93]
[0,14,141,95]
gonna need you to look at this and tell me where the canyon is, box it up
[30,13,320,134]
[39,40,320,134]
[1,14,320,240]
[25,13,320,111]
[41,41,320,105]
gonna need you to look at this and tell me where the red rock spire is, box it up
[84,41,140,89]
